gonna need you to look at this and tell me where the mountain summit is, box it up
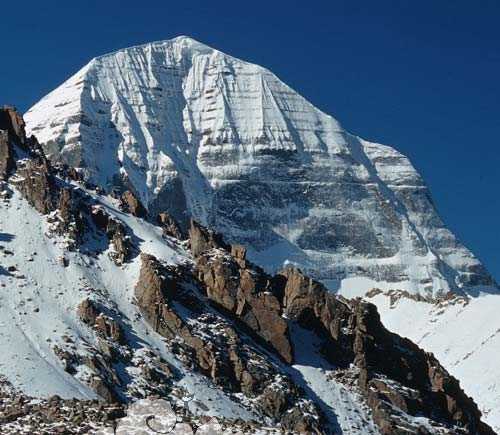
[24,36,496,298]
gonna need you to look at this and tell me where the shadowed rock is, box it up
[120,190,147,218]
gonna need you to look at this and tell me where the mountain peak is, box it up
[89,35,214,65]
[24,39,496,301]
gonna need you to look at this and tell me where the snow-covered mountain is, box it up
[18,36,500,431]
[25,35,496,298]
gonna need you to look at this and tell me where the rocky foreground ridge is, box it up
[0,106,495,433]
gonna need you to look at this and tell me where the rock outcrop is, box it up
[189,219,230,257]
[157,211,185,240]
[0,107,494,434]
[11,156,56,214]
[91,205,131,264]
[0,106,27,146]
[134,253,322,433]
[185,222,494,434]
[0,130,14,180]
[119,190,147,218]
[191,222,293,363]
[77,298,124,344]
[279,267,494,435]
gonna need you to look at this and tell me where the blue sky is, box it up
[1,0,499,281]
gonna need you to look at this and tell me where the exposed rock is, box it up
[188,223,495,434]
[0,377,125,434]
[134,253,321,432]
[90,376,118,403]
[0,130,14,180]
[157,211,185,240]
[191,221,292,363]
[91,205,111,231]
[55,187,84,244]
[0,106,27,145]
[189,219,230,257]
[119,190,147,218]
[109,227,130,265]
[279,267,495,435]
[94,315,124,345]
[195,248,293,363]
[12,157,55,214]
[77,298,124,344]
[77,298,101,325]
[90,205,131,265]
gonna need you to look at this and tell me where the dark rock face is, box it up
[120,190,147,218]
[134,253,322,433]
[0,107,73,218]
[0,107,27,145]
[0,107,54,184]
[12,157,56,214]
[157,211,185,240]
[0,130,14,180]
[192,233,293,363]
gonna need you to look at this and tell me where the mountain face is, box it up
[1,107,494,434]
[24,36,496,299]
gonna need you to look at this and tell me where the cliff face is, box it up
[24,37,496,299]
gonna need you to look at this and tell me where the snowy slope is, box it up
[0,183,390,433]
[0,188,260,421]
[24,36,496,299]
[368,290,500,432]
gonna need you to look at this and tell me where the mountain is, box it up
[20,36,500,430]
[24,36,496,297]
[0,107,494,434]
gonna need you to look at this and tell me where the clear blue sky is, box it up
[1,1,499,281]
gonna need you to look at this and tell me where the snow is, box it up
[369,291,500,431]
[24,35,497,300]
[288,324,380,434]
